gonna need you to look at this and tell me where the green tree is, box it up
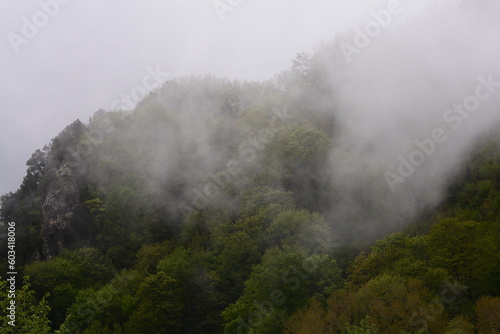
[214,230,261,302]
[345,316,380,334]
[239,187,295,220]
[263,210,330,251]
[347,233,450,293]
[354,275,444,333]
[24,257,79,328]
[58,269,144,333]
[134,241,170,273]
[125,272,184,334]
[222,246,343,334]
[444,315,475,334]
[86,182,148,268]
[0,276,51,333]
[266,122,332,211]
[157,248,224,333]
[24,248,112,329]
[286,274,446,334]
[428,218,499,297]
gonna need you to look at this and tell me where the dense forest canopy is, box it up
[1,1,500,333]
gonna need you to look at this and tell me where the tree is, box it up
[24,257,79,328]
[286,274,445,334]
[263,210,330,251]
[58,269,145,333]
[239,187,295,220]
[428,218,499,297]
[345,316,380,334]
[134,241,170,273]
[283,298,329,334]
[347,233,451,293]
[444,315,475,334]
[214,230,261,302]
[0,276,51,333]
[125,272,184,334]
[24,248,112,329]
[157,248,224,333]
[222,246,343,334]
[354,275,444,333]
[86,183,149,268]
[265,123,332,211]
[475,296,500,334]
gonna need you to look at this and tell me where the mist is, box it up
[2,1,500,332]
[0,0,383,197]
[3,1,500,240]
[66,0,500,243]
[140,0,500,241]
[312,0,500,240]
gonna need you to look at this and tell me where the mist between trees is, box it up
[1,0,499,333]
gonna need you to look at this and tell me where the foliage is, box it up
[0,47,499,333]
[345,316,380,334]
[222,246,343,333]
[124,272,184,334]
[475,296,500,334]
[0,276,51,333]
[427,219,499,297]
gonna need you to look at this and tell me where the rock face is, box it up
[39,152,85,259]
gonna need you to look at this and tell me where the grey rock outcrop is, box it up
[39,151,86,259]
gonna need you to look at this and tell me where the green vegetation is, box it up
[1,47,499,333]
[0,276,51,333]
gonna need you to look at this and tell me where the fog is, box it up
[1,0,499,243]
[109,0,500,242]
[0,0,390,196]
[319,0,500,239]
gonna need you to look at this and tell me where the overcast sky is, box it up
[0,0,430,196]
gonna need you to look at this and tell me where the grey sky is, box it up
[0,0,421,196]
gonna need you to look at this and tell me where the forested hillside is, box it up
[1,2,500,333]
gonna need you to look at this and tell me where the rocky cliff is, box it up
[39,150,86,260]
